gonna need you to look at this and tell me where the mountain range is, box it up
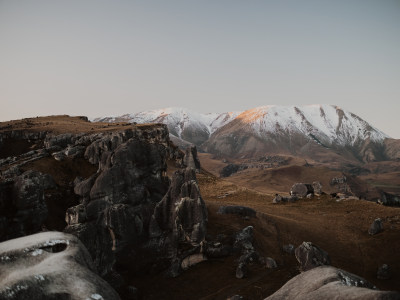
[95,105,400,164]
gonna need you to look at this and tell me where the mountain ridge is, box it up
[94,105,396,163]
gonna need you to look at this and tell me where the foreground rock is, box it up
[0,231,120,300]
[265,265,400,300]
[295,241,331,271]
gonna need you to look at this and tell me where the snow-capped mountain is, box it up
[231,105,387,146]
[95,105,389,162]
[95,108,240,145]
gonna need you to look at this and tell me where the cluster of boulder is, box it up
[273,181,322,203]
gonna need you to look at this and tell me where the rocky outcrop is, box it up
[295,242,331,271]
[220,164,247,178]
[265,265,400,300]
[183,146,200,170]
[65,132,171,277]
[368,218,383,235]
[0,170,56,242]
[148,168,208,276]
[0,231,120,300]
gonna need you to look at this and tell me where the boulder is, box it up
[295,242,331,271]
[272,194,282,203]
[217,205,256,217]
[265,265,400,300]
[368,218,383,235]
[0,231,120,300]
[290,183,314,198]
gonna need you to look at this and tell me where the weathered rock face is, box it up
[0,170,56,242]
[65,131,171,276]
[0,231,120,300]
[150,168,207,245]
[183,145,201,170]
[147,168,208,276]
[290,183,314,198]
[265,265,400,300]
[368,218,383,235]
[295,242,331,271]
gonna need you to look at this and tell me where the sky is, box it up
[0,0,399,137]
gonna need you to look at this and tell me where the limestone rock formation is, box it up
[0,231,120,300]
[65,131,171,276]
[265,265,400,300]
[183,145,201,170]
[295,242,331,271]
[148,168,208,276]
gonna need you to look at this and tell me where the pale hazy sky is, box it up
[1,1,399,137]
